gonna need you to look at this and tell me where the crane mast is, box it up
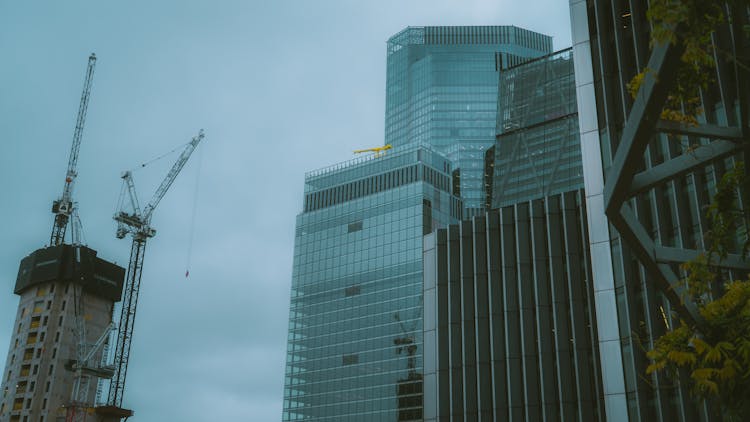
[66,316,115,422]
[51,53,97,246]
[106,130,204,411]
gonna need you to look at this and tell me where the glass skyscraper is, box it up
[492,48,583,207]
[420,47,598,421]
[283,145,461,421]
[283,25,560,421]
[384,26,552,214]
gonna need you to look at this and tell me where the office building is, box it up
[283,144,461,421]
[492,47,583,207]
[570,0,748,420]
[423,190,603,421]
[385,26,552,215]
[0,245,124,422]
[420,47,599,421]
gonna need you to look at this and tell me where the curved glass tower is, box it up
[385,26,552,215]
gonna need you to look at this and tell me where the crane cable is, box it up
[115,140,190,215]
[133,140,191,171]
[184,145,203,278]
[116,137,202,278]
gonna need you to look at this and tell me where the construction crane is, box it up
[50,53,97,247]
[393,311,418,379]
[354,144,392,157]
[393,309,423,422]
[42,53,102,422]
[66,317,115,422]
[103,130,204,416]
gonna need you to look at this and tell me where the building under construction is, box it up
[0,246,125,422]
[1,50,203,421]
[0,53,130,422]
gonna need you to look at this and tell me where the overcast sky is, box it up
[0,1,572,420]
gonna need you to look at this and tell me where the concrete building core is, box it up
[1,245,124,422]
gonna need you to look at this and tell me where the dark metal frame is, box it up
[602,21,750,327]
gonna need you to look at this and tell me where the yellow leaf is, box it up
[716,341,735,353]
[691,337,709,354]
[695,379,719,395]
[705,347,722,364]
[668,350,697,366]
[718,361,736,381]
[691,367,716,382]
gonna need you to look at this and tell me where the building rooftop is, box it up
[304,143,452,192]
[387,25,553,52]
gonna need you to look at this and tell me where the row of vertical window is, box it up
[0,283,66,422]
[423,26,547,49]
[430,191,598,420]
[304,165,452,212]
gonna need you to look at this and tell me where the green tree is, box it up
[646,165,750,420]
[626,0,750,124]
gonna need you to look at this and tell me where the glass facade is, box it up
[385,26,552,213]
[493,48,583,207]
[283,145,461,421]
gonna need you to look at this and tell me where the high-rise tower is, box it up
[0,245,124,422]
[419,47,603,421]
[384,26,552,215]
[283,25,558,421]
[282,145,461,421]
[1,54,125,422]
[492,48,582,207]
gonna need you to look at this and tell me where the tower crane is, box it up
[42,53,103,422]
[394,308,423,422]
[99,130,204,418]
[66,319,115,422]
[353,144,392,157]
[393,311,419,379]
[51,53,97,247]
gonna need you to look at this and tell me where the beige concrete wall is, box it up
[1,282,114,422]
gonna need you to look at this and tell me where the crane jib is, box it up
[50,53,97,247]
[107,130,204,411]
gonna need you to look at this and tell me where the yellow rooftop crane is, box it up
[353,144,392,157]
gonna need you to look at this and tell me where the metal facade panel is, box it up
[515,202,543,421]
[500,206,525,420]
[436,229,451,420]
[471,216,494,418]
[569,0,629,417]
[447,225,464,418]
[459,220,478,418]
[428,190,603,420]
[529,199,557,421]
[485,211,509,419]
[570,0,749,417]
[546,194,579,421]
